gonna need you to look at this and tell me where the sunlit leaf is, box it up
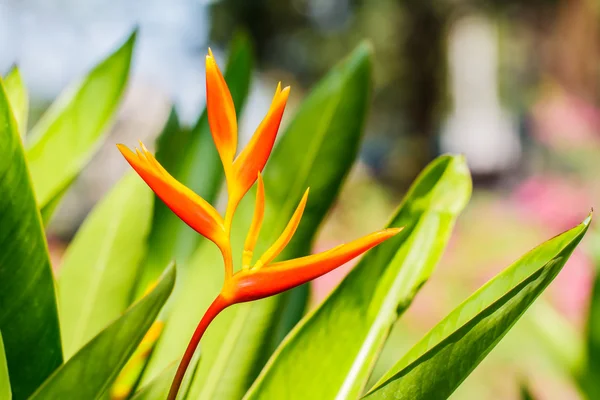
[30,264,175,399]
[0,76,62,399]
[0,332,11,400]
[26,30,136,220]
[3,66,28,136]
[245,155,471,399]
[59,172,153,358]
[364,216,590,399]
[580,265,600,398]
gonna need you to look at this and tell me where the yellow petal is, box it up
[242,173,265,269]
[254,188,308,269]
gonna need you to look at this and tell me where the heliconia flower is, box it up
[117,50,402,400]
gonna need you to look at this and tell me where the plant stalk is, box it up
[167,294,229,400]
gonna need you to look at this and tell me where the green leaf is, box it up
[580,265,600,398]
[3,66,28,136]
[30,264,176,400]
[364,216,591,400]
[26,30,136,217]
[245,155,471,400]
[0,77,62,399]
[0,332,11,400]
[58,172,153,358]
[131,365,176,400]
[520,381,536,400]
[133,32,253,297]
[143,41,373,399]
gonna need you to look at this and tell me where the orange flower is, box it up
[117,50,401,400]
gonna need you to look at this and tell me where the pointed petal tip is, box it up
[385,227,403,235]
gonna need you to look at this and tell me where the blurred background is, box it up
[2,0,600,398]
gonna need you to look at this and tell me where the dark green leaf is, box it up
[246,155,471,399]
[133,33,253,297]
[58,172,153,358]
[26,30,135,217]
[3,66,28,136]
[364,216,590,399]
[0,77,62,399]
[30,264,175,400]
[520,381,536,400]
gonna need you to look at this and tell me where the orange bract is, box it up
[117,143,227,251]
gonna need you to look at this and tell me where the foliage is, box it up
[0,30,590,400]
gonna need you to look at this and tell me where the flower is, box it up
[118,49,401,400]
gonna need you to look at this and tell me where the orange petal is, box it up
[254,188,308,269]
[242,173,265,269]
[230,84,290,210]
[206,48,237,168]
[227,228,402,303]
[117,143,227,249]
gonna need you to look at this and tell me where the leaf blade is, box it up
[26,30,135,216]
[3,66,28,137]
[364,216,590,399]
[0,76,62,399]
[58,172,153,358]
[30,264,176,400]
[245,155,471,400]
[0,332,11,400]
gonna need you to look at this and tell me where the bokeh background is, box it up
[2,0,600,398]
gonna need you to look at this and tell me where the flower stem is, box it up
[167,295,229,400]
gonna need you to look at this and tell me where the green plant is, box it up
[0,30,591,400]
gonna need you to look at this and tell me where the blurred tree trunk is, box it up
[398,0,447,180]
[550,0,599,101]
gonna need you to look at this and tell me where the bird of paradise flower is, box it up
[118,49,401,399]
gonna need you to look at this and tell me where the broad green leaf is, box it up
[30,264,175,400]
[0,332,11,400]
[143,43,374,400]
[528,300,583,375]
[58,172,153,358]
[0,78,62,399]
[580,266,600,398]
[364,216,590,400]
[133,33,253,297]
[26,30,135,217]
[245,155,471,400]
[3,66,28,136]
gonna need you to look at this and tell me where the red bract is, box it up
[117,49,401,400]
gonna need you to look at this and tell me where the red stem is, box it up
[167,294,229,400]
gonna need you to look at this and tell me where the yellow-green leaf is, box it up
[364,216,590,399]
[30,264,175,400]
[58,172,153,358]
[26,30,135,218]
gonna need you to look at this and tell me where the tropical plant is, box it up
[0,30,591,400]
